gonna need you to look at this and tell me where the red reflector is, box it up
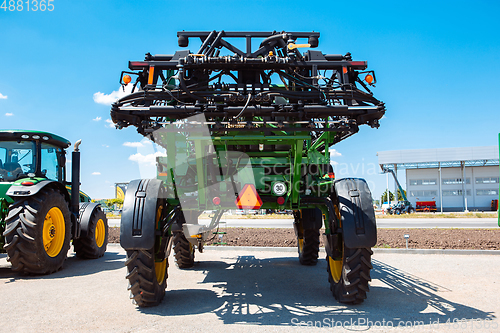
[235,184,263,209]
[277,197,285,205]
[328,172,335,179]
[21,181,34,186]
[212,197,221,205]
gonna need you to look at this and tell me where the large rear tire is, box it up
[73,206,108,259]
[296,208,321,266]
[173,231,195,268]
[3,188,71,274]
[327,244,373,304]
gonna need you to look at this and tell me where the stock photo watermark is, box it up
[291,316,498,330]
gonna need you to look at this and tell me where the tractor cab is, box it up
[0,130,70,183]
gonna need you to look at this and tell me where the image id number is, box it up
[1,0,55,11]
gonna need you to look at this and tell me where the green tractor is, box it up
[0,130,108,274]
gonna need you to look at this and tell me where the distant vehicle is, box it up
[416,201,437,212]
[386,201,414,215]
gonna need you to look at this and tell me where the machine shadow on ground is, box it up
[0,250,125,283]
[140,255,495,327]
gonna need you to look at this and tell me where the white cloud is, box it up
[5,112,13,116]
[102,144,109,148]
[329,148,342,157]
[331,161,339,166]
[129,152,165,166]
[0,93,7,99]
[93,116,102,121]
[105,119,115,128]
[123,141,144,148]
[92,172,101,175]
[93,84,134,105]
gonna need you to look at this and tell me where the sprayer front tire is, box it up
[125,248,168,307]
[327,244,373,304]
[3,188,71,274]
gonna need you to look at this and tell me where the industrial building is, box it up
[378,146,499,212]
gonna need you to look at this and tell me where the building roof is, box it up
[378,146,499,170]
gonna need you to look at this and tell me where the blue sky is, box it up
[1,0,499,200]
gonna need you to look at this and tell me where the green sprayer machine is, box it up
[111,31,385,306]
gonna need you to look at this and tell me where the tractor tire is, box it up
[73,206,108,259]
[3,187,71,274]
[395,209,401,215]
[296,208,321,266]
[408,207,415,214]
[327,244,373,304]
[173,231,195,268]
[125,248,168,307]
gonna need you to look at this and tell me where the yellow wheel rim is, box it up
[43,207,65,257]
[329,256,343,283]
[155,258,167,283]
[95,219,106,248]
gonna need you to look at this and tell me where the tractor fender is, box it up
[334,178,377,248]
[6,180,70,203]
[77,202,105,239]
[120,178,163,250]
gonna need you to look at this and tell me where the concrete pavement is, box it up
[1,244,499,332]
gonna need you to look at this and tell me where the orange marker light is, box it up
[235,184,263,209]
[365,74,374,85]
[123,75,132,85]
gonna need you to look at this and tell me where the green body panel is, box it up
[156,126,336,227]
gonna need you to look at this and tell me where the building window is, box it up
[475,177,499,184]
[410,190,437,197]
[476,189,499,196]
[442,189,472,196]
[442,178,470,185]
[410,179,437,186]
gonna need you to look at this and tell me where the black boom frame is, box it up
[111,30,385,144]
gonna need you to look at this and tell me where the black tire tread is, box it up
[328,247,373,304]
[125,249,168,307]
[299,228,320,266]
[3,188,71,274]
[73,207,108,259]
[173,231,195,268]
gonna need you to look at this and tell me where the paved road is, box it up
[1,245,499,332]
[108,217,499,229]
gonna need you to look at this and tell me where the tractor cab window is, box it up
[41,143,62,181]
[0,141,35,181]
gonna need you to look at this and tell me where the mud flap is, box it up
[120,179,163,250]
[77,202,105,238]
[334,178,377,248]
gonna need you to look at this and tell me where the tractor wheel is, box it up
[173,231,195,268]
[327,242,373,304]
[395,209,401,215]
[125,200,168,307]
[408,207,415,214]
[3,187,71,274]
[296,208,321,266]
[73,206,108,259]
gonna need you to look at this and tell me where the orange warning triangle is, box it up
[235,184,263,209]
